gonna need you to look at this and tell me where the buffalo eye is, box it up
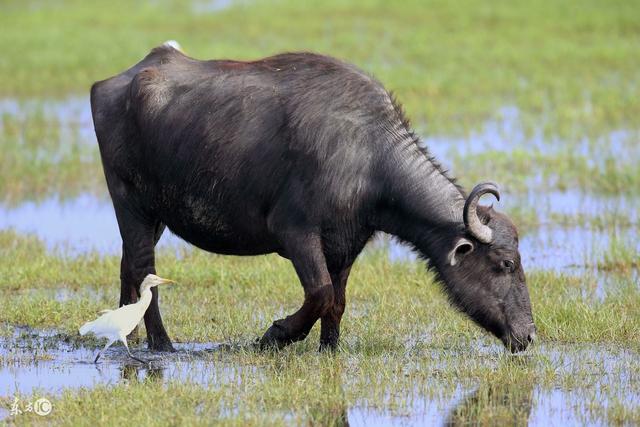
[501,259,515,272]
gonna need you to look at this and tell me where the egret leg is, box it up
[95,339,115,364]
[121,336,148,364]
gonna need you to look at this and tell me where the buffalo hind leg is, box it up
[122,221,165,343]
[319,264,352,351]
[116,207,173,352]
[259,232,334,349]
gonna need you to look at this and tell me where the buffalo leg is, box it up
[121,221,165,343]
[260,232,334,349]
[115,206,174,352]
[319,265,352,351]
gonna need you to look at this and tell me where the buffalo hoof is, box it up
[318,339,339,352]
[147,335,175,352]
[259,322,292,350]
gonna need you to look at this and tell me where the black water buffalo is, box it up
[90,42,535,353]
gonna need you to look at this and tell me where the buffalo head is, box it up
[439,183,536,352]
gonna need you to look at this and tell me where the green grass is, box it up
[1,0,640,138]
[598,237,640,273]
[0,353,608,426]
[1,230,638,345]
[0,0,639,424]
[0,225,638,425]
[451,144,640,196]
[0,103,104,203]
[2,0,640,200]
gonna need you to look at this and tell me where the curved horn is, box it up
[463,182,500,243]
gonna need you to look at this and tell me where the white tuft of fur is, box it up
[163,40,182,51]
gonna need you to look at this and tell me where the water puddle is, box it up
[379,224,638,271]
[513,190,640,225]
[0,327,242,398]
[350,342,639,426]
[1,327,636,425]
[0,194,187,256]
[1,191,638,298]
[0,96,95,146]
[2,191,638,259]
[421,106,639,168]
[3,100,635,166]
[191,0,240,13]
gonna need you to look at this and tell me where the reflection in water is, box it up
[1,326,638,425]
[295,358,534,426]
[120,363,165,384]
[0,327,226,397]
[314,369,350,427]
[444,355,535,426]
[1,99,638,424]
[445,381,534,426]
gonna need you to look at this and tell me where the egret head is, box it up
[139,274,175,293]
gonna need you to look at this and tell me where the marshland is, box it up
[0,0,639,425]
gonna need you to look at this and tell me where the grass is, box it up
[0,230,639,424]
[0,0,639,424]
[2,0,640,139]
[598,237,640,273]
[0,230,638,345]
[1,1,640,200]
[0,99,104,203]
[450,144,640,196]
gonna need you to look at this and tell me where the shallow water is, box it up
[422,105,639,169]
[0,194,187,256]
[0,327,234,397]
[3,98,635,170]
[1,192,637,269]
[1,328,637,425]
[0,96,95,146]
[191,0,238,13]
[1,192,638,303]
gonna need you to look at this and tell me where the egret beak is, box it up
[159,278,176,285]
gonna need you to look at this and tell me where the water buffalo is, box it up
[90,41,535,353]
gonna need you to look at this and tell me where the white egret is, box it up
[79,274,175,363]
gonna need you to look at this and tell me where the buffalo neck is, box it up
[381,125,465,222]
[373,134,466,261]
[375,204,463,265]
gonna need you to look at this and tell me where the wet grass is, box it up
[451,145,640,196]
[1,230,638,346]
[1,0,639,424]
[1,229,639,424]
[3,334,639,425]
[0,100,103,203]
[2,99,639,202]
[2,1,639,200]
[598,237,640,273]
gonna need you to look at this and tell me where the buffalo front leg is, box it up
[116,208,174,352]
[259,232,334,349]
[319,265,352,351]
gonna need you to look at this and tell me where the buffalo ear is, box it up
[448,237,474,266]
